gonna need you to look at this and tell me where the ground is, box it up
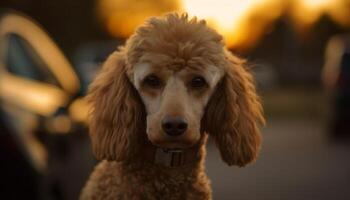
[206,118,350,200]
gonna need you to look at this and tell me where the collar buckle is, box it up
[155,148,185,167]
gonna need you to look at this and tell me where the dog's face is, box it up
[131,61,223,149]
[88,13,264,166]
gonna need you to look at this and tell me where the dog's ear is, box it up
[202,51,265,167]
[87,50,146,162]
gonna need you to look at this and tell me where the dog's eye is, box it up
[143,75,161,88]
[190,76,207,88]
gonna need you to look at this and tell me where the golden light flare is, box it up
[69,98,90,124]
[97,0,180,38]
[290,0,350,30]
[0,73,68,116]
[97,0,350,50]
[0,13,80,94]
[182,0,284,49]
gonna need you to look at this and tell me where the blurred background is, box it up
[0,0,350,200]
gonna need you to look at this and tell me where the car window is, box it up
[5,33,61,87]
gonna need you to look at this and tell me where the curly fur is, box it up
[81,13,264,200]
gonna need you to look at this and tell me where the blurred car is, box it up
[73,40,122,95]
[0,11,92,199]
[323,34,350,140]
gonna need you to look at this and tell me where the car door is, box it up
[0,12,81,171]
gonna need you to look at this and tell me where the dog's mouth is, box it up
[148,136,197,150]
[152,140,193,150]
[146,127,200,150]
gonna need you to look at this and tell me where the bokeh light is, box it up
[97,0,350,50]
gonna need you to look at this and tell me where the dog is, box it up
[80,13,264,200]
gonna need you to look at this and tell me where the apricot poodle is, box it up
[80,13,264,200]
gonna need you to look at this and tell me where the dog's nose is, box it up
[161,116,188,136]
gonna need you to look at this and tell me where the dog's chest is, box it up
[83,161,211,199]
[119,164,210,199]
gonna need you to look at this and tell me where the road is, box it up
[206,119,350,200]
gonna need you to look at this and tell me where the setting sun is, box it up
[97,0,350,50]
[181,0,283,49]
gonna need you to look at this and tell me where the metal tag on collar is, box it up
[155,148,185,167]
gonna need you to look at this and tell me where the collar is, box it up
[141,143,200,167]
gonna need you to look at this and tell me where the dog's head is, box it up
[88,13,264,166]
